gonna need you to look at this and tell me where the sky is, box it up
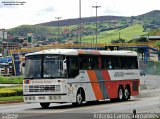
[0,0,160,29]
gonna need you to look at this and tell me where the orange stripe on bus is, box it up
[102,70,111,81]
[87,70,103,100]
[78,50,85,54]
[91,50,100,55]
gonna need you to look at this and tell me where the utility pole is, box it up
[34,25,36,44]
[55,17,62,40]
[79,0,82,49]
[119,32,121,40]
[92,4,101,50]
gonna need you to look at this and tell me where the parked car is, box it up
[140,70,146,76]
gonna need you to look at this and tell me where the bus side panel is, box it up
[131,79,140,96]
[105,80,140,99]
[70,70,97,102]
[87,70,104,100]
[105,81,118,99]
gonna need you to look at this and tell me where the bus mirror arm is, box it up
[63,59,67,72]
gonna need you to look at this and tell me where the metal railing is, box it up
[8,42,158,54]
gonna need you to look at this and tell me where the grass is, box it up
[0,76,23,84]
[81,24,147,43]
[0,96,23,101]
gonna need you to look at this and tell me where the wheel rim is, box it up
[119,88,123,100]
[125,88,129,99]
[77,93,82,104]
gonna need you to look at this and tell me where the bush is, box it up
[0,90,16,97]
[0,86,23,97]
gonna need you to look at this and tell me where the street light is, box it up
[92,4,101,50]
[79,0,82,48]
[55,17,62,40]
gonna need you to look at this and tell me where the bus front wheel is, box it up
[73,88,85,106]
[40,103,50,109]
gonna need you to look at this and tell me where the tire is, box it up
[124,87,130,101]
[118,87,124,101]
[40,103,50,109]
[72,89,85,106]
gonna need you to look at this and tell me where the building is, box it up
[0,29,7,41]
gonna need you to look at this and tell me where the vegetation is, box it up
[7,10,160,43]
[0,77,23,101]
[0,76,23,84]
[0,86,23,97]
[0,96,23,101]
[81,24,146,43]
[155,41,160,46]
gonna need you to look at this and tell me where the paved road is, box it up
[0,75,160,119]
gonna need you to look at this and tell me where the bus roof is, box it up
[25,49,137,57]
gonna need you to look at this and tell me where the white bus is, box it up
[23,49,140,108]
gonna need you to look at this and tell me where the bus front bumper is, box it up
[23,94,71,103]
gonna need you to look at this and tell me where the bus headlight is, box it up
[49,96,61,100]
[25,96,35,100]
[49,96,52,100]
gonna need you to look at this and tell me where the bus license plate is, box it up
[38,96,45,100]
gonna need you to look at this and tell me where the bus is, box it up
[23,49,140,108]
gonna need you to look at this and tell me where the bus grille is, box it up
[29,85,60,92]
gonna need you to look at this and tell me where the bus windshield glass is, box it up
[24,55,66,79]
[25,55,42,79]
[43,55,65,78]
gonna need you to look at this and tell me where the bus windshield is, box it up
[24,55,66,79]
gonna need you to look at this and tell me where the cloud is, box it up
[35,6,55,15]
[104,8,122,16]
[44,6,55,12]
[1,0,160,29]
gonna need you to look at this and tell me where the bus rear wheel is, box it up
[40,103,50,109]
[118,87,124,101]
[124,86,130,101]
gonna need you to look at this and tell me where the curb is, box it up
[0,100,23,104]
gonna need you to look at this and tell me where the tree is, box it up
[137,37,148,42]
[111,38,125,43]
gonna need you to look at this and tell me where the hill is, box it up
[136,10,160,30]
[82,24,146,43]
[38,16,127,26]
[8,10,160,43]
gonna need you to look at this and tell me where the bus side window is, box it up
[79,55,90,69]
[67,56,79,78]
[108,61,112,69]
[90,56,99,69]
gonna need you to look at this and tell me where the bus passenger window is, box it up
[79,56,90,69]
[67,57,79,78]
[108,61,112,69]
[90,56,99,69]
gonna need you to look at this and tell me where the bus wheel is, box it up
[40,103,50,109]
[118,86,124,101]
[73,88,85,106]
[124,86,130,101]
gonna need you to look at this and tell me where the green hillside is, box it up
[82,24,147,43]
[9,10,160,43]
